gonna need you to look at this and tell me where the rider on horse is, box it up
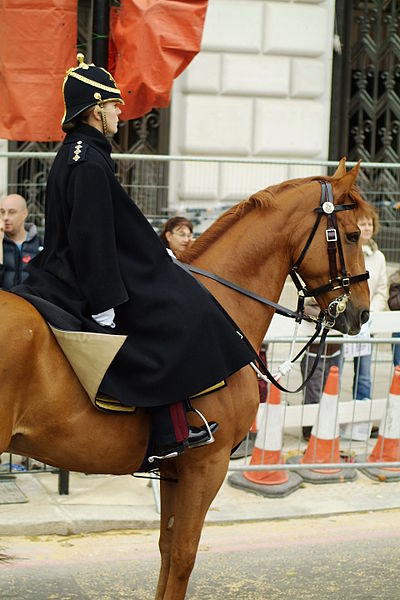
[14,54,254,467]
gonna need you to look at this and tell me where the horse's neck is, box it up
[193,209,291,349]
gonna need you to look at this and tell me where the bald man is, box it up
[0,194,42,290]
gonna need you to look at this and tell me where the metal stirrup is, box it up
[186,400,216,444]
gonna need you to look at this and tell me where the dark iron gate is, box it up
[330,0,400,262]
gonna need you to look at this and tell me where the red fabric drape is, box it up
[109,0,208,121]
[0,0,77,141]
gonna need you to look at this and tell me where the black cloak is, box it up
[14,124,254,407]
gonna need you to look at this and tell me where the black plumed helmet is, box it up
[62,53,124,127]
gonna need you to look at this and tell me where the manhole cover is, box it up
[0,481,28,504]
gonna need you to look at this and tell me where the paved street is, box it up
[1,510,400,599]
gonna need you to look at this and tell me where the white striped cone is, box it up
[368,365,400,470]
[243,378,289,485]
[301,366,341,473]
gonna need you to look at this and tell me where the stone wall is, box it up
[169,0,336,208]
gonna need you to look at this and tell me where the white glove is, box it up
[92,308,116,328]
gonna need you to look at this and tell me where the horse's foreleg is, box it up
[159,451,230,600]
[155,463,179,600]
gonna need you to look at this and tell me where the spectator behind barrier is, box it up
[0,194,43,290]
[159,216,194,258]
[388,267,400,367]
[341,201,388,441]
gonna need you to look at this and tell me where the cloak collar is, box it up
[63,123,115,171]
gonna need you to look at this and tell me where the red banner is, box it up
[109,0,208,121]
[0,0,77,141]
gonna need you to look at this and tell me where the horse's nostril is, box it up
[360,310,370,326]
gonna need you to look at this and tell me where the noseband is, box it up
[290,181,369,327]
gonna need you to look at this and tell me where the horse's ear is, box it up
[332,157,347,179]
[333,160,361,200]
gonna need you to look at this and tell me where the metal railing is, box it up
[1,152,400,261]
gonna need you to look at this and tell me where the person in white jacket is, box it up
[341,203,387,441]
[344,203,387,426]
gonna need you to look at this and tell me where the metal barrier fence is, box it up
[228,312,400,487]
[1,152,400,262]
[0,458,70,495]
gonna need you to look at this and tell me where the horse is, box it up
[0,159,370,599]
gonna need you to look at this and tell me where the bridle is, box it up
[290,180,369,328]
[177,180,370,393]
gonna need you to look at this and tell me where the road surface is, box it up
[1,509,399,599]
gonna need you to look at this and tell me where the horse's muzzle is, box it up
[333,300,369,335]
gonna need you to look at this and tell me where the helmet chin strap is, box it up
[94,92,108,136]
[99,106,108,136]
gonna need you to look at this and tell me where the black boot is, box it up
[148,402,219,464]
[187,422,219,448]
[186,398,219,448]
[148,422,220,465]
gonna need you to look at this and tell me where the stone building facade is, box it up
[168,0,336,208]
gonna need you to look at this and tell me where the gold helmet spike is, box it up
[76,53,91,70]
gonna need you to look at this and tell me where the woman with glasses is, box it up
[159,216,193,257]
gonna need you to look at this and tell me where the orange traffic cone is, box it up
[288,366,357,483]
[357,366,400,481]
[230,413,258,460]
[231,358,266,461]
[228,379,302,497]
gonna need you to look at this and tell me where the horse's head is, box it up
[290,158,370,335]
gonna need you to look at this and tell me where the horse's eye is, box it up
[346,231,360,244]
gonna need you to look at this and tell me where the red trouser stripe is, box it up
[169,402,189,443]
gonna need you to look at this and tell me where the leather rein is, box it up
[178,181,369,393]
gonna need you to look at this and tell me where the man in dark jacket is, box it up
[14,54,255,465]
[0,194,42,290]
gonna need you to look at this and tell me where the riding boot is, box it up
[185,399,219,447]
[148,401,219,463]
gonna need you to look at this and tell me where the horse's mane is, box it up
[180,185,278,262]
[180,174,367,262]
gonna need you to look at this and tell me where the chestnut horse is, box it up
[0,160,370,599]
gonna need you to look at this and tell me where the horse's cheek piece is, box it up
[290,180,369,328]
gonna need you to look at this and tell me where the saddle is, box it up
[96,380,227,414]
[49,325,130,412]
[50,324,226,415]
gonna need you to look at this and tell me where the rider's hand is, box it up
[92,307,116,328]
